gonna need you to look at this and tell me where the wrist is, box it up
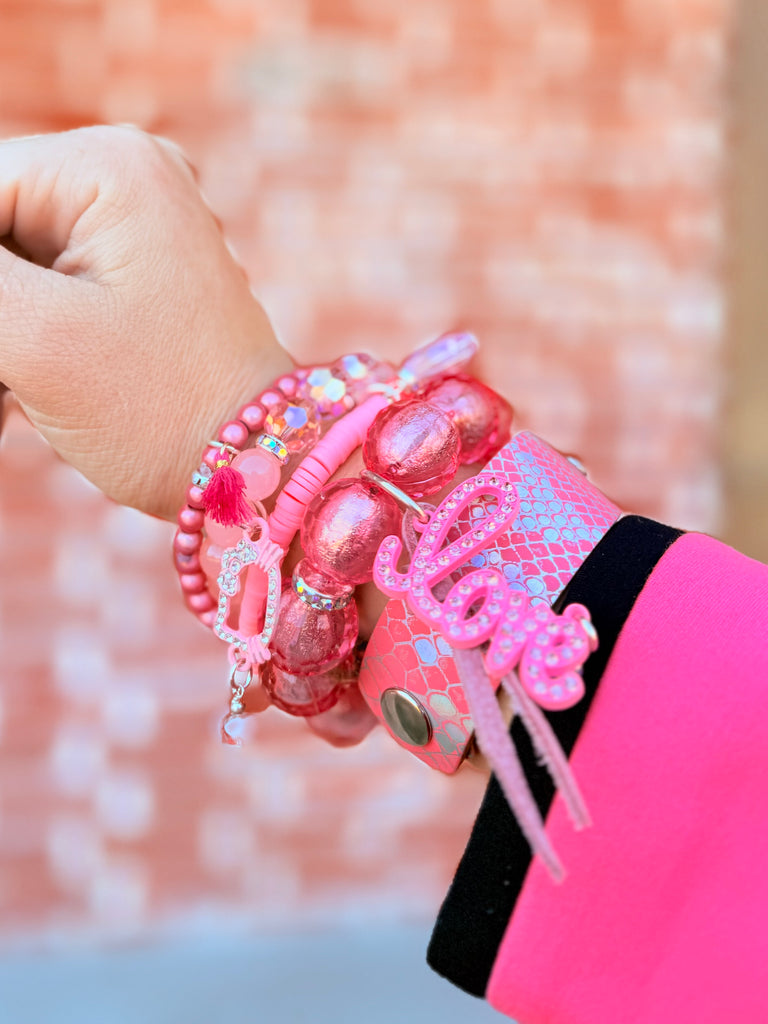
[154,322,294,522]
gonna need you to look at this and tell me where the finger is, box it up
[0,239,78,391]
[0,131,100,268]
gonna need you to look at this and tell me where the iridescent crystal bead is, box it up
[331,353,396,405]
[300,367,352,418]
[263,398,321,452]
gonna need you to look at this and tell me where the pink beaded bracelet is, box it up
[173,353,398,627]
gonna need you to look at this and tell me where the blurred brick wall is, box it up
[0,0,733,941]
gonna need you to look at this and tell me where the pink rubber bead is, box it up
[302,478,401,586]
[270,578,358,676]
[423,375,510,464]
[230,447,281,502]
[277,375,298,397]
[180,572,208,594]
[218,420,249,448]
[199,609,217,630]
[363,398,460,497]
[258,388,284,410]
[239,403,266,432]
[187,484,206,509]
[261,661,341,717]
[178,506,205,532]
[174,549,202,574]
[174,530,202,555]
[186,589,216,613]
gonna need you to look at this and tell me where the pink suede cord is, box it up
[486,532,768,1024]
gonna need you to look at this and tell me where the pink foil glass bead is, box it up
[261,661,341,717]
[293,558,354,607]
[263,398,321,452]
[397,330,479,387]
[363,398,461,498]
[302,478,401,586]
[423,375,512,464]
[270,578,358,676]
[230,447,282,503]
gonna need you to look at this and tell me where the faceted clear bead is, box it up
[263,398,321,452]
[331,353,396,405]
[299,367,352,418]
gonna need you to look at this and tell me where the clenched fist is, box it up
[0,125,292,519]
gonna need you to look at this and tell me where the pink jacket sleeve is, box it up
[430,527,768,1024]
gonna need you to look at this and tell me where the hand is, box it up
[0,125,293,520]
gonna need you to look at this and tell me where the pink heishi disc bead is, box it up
[239,403,266,432]
[362,398,461,497]
[270,579,358,676]
[230,447,282,502]
[302,478,401,586]
[174,530,202,555]
[218,420,249,448]
[423,375,511,465]
[178,506,205,532]
[276,375,298,397]
[261,661,341,717]
[258,388,284,410]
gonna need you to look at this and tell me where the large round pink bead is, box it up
[423,375,512,464]
[362,398,460,497]
[261,661,341,717]
[301,478,401,586]
[230,447,282,503]
[270,579,358,675]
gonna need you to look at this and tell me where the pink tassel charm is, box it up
[202,461,254,527]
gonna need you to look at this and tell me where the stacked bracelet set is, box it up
[175,332,608,877]
[174,332,512,738]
